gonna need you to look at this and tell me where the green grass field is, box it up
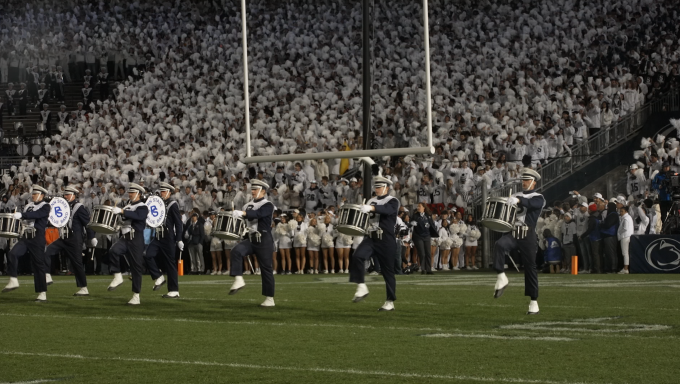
[1,272,679,384]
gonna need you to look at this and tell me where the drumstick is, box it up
[90,247,95,261]
[508,254,520,273]
[246,255,254,274]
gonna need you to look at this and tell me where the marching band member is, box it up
[228,180,276,307]
[2,185,51,302]
[493,169,546,315]
[144,182,184,298]
[44,186,96,296]
[350,176,400,311]
[106,183,149,305]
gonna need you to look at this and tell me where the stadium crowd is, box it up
[1,0,680,275]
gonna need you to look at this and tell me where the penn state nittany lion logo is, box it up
[645,238,680,271]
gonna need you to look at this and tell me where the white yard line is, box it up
[421,333,574,342]
[0,351,610,384]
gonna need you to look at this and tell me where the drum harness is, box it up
[155,200,177,240]
[20,202,47,239]
[244,199,270,244]
[120,202,145,240]
[60,202,82,239]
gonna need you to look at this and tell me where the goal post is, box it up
[240,0,435,164]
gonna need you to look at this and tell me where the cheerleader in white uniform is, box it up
[464,213,482,269]
[274,214,294,274]
[335,230,353,274]
[209,214,224,275]
[306,218,322,274]
[448,216,465,270]
[319,215,336,273]
[292,214,308,274]
[437,220,452,270]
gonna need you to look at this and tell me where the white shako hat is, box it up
[520,168,541,181]
[251,180,270,190]
[127,183,146,194]
[64,185,80,195]
[374,176,393,187]
[158,182,175,193]
[32,185,48,195]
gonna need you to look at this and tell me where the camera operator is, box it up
[652,161,673,220]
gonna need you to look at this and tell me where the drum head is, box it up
[212,231,242,241]
[32,144,42,155]
[87,223,119,235]
[337,225,365,237]
[17,144,29,156]
[49,197,71,228]
[480,219,513,233]
[145,195,166,228]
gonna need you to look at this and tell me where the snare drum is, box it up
[211,212,246,240]
[0,213,23,238]
[480,197,517,233]
[88,205,121,234]
[336,204,370,236]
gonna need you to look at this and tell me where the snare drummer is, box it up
[350,176,400,311]
[144,182,184,298]
[2,185,51,302]
[228,180,276,307]
[44,186,96,296]
[492,168,546,315]
[106,183,149,305]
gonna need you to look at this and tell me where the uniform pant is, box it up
[413,234,431,271]
[602,236,618,273]
[590,239,602,273]
[108,237,145,293]
[620,237,631,266]
[145,238,178,292]
[230,234,275,297]
[350,235,397,301]
[44,238,87,288]
[578,236,592,271]
[493,231,538,300]
[188,244,204,272]
[7,236,48,293]
[394,243,403,274]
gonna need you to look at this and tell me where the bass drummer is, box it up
[106,183,149,305]
[2,185,51,302]
[44,185,96,296]
[144,182,184,299]
[492,168,545,315]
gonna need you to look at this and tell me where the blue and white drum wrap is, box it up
[145,195,166,228]
[49,197,71,228]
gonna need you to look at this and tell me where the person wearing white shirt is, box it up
[617,205,634,274]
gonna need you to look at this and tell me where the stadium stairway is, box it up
[0,82,101,134]
[542,110,680,204]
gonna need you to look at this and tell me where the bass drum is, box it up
[32,144,42,156]
[145,195,166,228]
[48,197,71,228]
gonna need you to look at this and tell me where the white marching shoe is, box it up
[153,275,166,291]
[35,292,47,302]
[162,291,180,299]
[352,283,369,303]
[260,297,275,307]
[127,293,141,305]
[2,277,20,293]
[494,272,509,298]
[527,300,539,315]
[46,273,53,286]
[229,276,246,295]
[378,301,395,311]
[108,273,124,291]
[73,287,89,296]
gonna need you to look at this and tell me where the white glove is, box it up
[508,197,520,206]
[177,241,184,251]
[12,212,22,220]
[90,238,98,247]
[360,204,373,214]
[410,221,418,227]
[113,207,122,214]
[232,210,244,218]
